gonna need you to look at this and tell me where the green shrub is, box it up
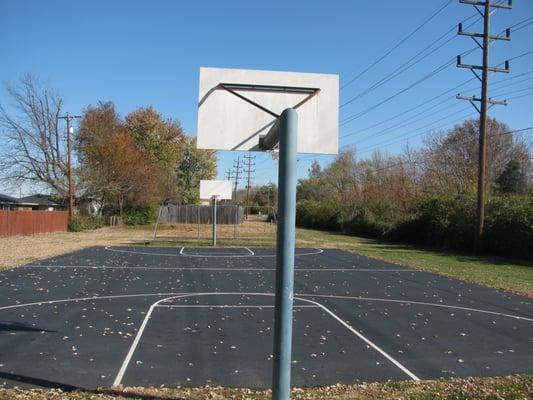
[122,206,157,225]
[388,195,476,250]
[68,215,104,232]
[344,211,392,238]
[296,200,343,231]
[484,195,533,258]
[296,193,533,259]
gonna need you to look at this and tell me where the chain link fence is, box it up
[152,204,276,243]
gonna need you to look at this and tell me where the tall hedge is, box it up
[387,195,476,250]
[296,200,343,231]
[484,195,533,258]
[295,194,533,259]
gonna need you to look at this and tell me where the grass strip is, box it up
[1,375,531,400]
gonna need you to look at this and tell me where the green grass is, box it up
[135,223,533,297]
[296,227,533,297]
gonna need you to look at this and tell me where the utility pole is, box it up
[231,157,243,201]
[456,0,511,254]
[58,112,82,219]
[244,153,256,217]
[224,168,232,181]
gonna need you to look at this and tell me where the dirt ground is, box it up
[0,221,277,270]
[0,227,153,269]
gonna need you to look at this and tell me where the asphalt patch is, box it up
[0,246,531,389]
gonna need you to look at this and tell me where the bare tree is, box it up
[0,74,67,196]
[420,118,531,195]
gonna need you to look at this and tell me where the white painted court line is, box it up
[112,292,275,386]
[112,294,190,387]
[21,264,419,273]
[299,293,533,322]
[156,304,318,309]
[112,292,420,386]
[105,246,324,258]
[300,297,420,381]
[1,291,531,322]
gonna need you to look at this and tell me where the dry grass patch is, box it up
[0,375,532,399]
[0,227,153,270]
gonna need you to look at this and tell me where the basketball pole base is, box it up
[272,108,297,400]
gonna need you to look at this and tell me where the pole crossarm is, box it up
[456,56,510,73]
[458,24,511,41]
[459,0,512,9]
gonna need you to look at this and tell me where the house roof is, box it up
[0,193,37,206]
[19,194,60,206]
[0,193,21,204]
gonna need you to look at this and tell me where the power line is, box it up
[340,13,484,108]
[353,90,533,157]
[302,126,533,175]
[339,4,523,107]
[345,73,533,147]
[372,125,533,174]
[341,0,454,90]
[340,16,533,125]
[340,67,533,141]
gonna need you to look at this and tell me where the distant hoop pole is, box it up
[212,196,218,247]
[270,108,297,400]
[152,204,163,241]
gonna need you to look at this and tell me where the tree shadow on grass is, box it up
[318,230,533,269]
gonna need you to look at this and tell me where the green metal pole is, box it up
[272,108,297,400]
[212,196,217,247]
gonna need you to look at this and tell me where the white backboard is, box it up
[200,180,232,200]
[197,67,339,154]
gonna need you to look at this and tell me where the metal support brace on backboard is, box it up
[261,108,298,400]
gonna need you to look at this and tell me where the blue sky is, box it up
[1,0,532,196]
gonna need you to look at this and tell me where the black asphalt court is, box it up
[0,246,531,390]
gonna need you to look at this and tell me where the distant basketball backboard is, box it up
[200,180,232,200]
[197,67,339,154]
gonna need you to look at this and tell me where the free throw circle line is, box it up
[104,246,323,258]
[112,292,419,386]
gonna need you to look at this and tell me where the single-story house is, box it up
[18,194,65,211]
[0,193,37,210]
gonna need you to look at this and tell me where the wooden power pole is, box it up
[244,153,255,217]
[58,112,81,218]
[456,0,511,254]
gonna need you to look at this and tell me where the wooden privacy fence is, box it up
[0,210,68,236]
[158,204,244,225]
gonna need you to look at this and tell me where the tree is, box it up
[421,118,531,195]
[124,107,185,201]
[175,137,217,204]
[252,182,277,209]
[0,74,68,196]
[496,160,526,194]
[76,102,156,211]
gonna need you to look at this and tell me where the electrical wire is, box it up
[341,0,454,90]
